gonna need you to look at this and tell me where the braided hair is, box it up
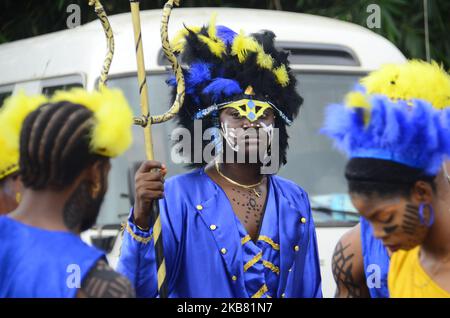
[20,102,106,190]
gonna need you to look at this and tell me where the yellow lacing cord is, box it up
[125,222,153,244]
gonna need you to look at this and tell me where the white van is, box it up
[0,7,406,297]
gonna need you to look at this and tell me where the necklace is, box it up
[214,160,264,197]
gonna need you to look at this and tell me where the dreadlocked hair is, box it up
[345,158,436,199]
[20,101,106,190]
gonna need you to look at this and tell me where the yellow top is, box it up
[388,246,450,298]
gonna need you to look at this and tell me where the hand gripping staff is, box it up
[89,0,186,298]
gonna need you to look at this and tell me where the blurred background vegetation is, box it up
[0,0,449,68]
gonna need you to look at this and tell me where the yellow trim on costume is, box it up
[262,260,280,275]
[241,235,251,245]
[251,284,268,298]
[244,252,262,272]
[222,98,272,122]
[126,222,153,244]
[50,86,133,158]
[258,235,280,251]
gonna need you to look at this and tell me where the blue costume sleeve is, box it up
[287,188,323,298]
[299,191,323,298]
[116,209,157,298]
[117,183,184,298]
[302,217,323,298]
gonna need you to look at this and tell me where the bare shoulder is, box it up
[77,260,135,298]
[332,223,370,298]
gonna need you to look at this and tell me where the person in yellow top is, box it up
[0,94,45,214]
[322,60,450,298]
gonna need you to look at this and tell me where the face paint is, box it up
[260,122,274,148]
[221,99,273,122]
[221,121,239,152]
[260,122,274,163]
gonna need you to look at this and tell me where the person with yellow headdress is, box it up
[0,88,136,298]
[0,94,43,215]
[323,60,450,298]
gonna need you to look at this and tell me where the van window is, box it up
[40,74,85,96]
[0,84,14,108]
[42,83,83,97]
[103,71,362,226]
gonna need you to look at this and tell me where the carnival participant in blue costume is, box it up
[0,88,136,298]
[117,15,322,298]
[0,96,32,215]
[324,60,450,298]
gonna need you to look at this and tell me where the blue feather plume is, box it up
[202,78,243,103]
[216,25,237,46]
[321,95,450,175]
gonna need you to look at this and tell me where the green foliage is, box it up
[0,0,448,68]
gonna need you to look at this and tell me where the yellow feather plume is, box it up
[273,65,290,87]
[345,91,371,125]
[0,92,47,180]
[361,60,450,109]
[171,26,202,53]
[207,12,218,40]
[231,30,260,63]
[51,87,133,158]
[198,34,226,58]
[256,47,274,70]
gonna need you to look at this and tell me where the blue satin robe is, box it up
[0,216,104,298]
[360,217,390,298]
[117,168,322,298]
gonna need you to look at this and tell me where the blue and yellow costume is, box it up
[323,60,450,298]
[118,169,322,298]
[360,217,389,298]
[0,88,133,297]
[0,216,104,298]
[118,16,322,298]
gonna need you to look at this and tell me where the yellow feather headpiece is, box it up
[346,60,450,110]
[0,92,47,180]
[171,14,290,88]
[51,87,133,158]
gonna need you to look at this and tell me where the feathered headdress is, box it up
[50,87,133,158]
[0,87,133,177]
[0,93,46,180]
[322,60,450,175]
[167,14,303,166]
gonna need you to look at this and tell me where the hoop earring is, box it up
[90,182,101,199]
[418,203,435,227]
[15,192,21,203]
